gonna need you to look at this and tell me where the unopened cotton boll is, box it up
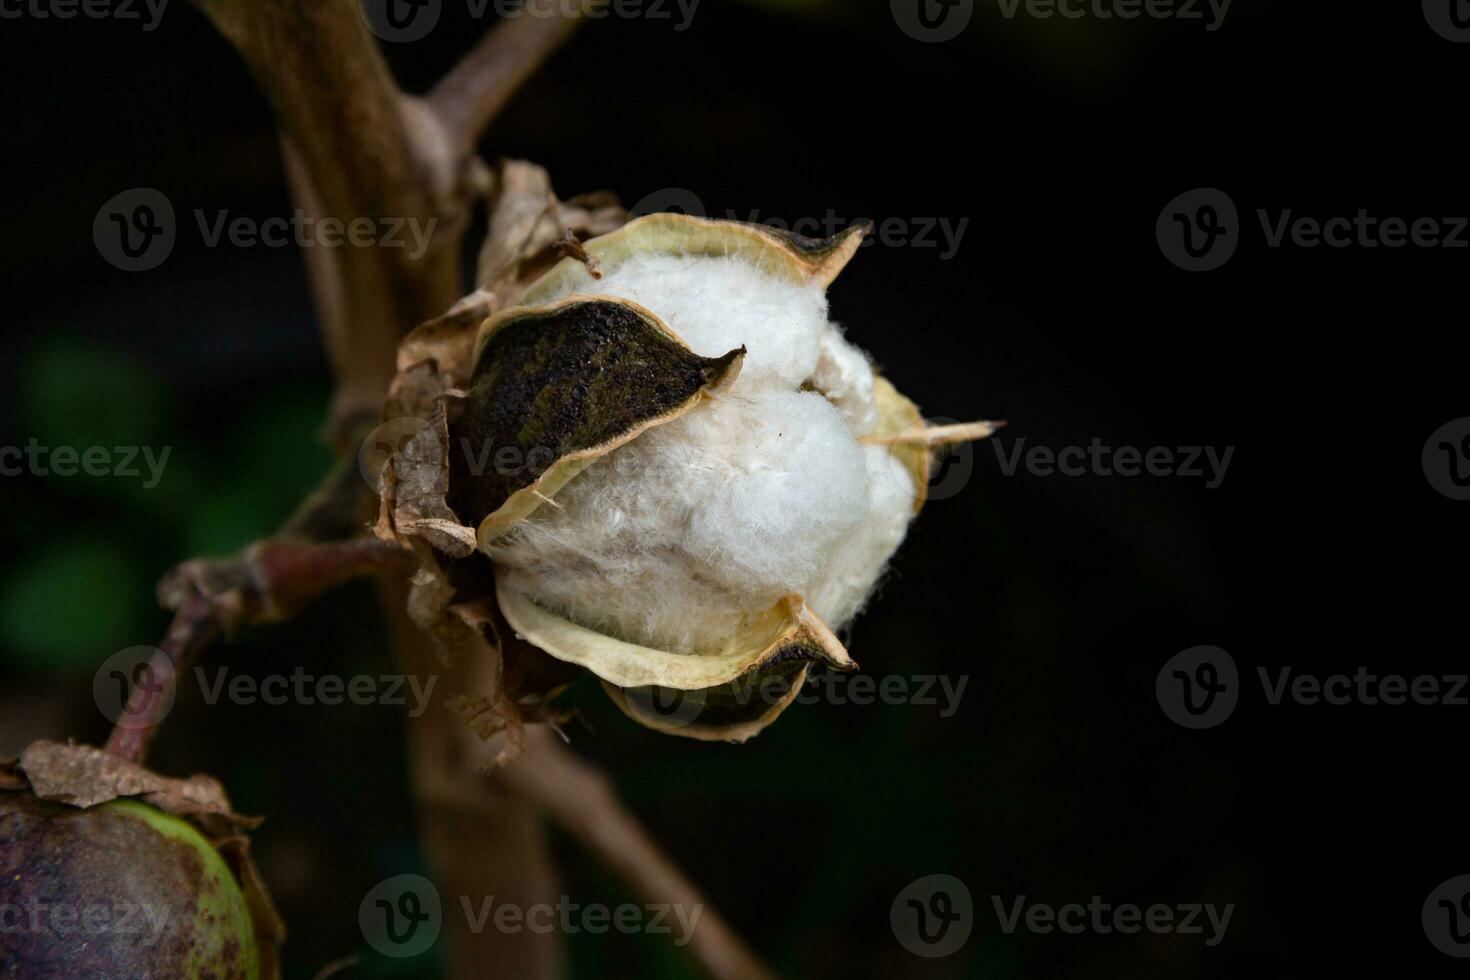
[487,254,913,656]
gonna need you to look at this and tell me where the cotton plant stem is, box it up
[184,5,582,978]
[170,5,772,977]
[189,0,465,434]
[501,729,777,980]
[100,536,412,765]
[384,586,566,980]
[102,592,222,764]
[429,1,591,163]
[103,456,405,764]
[397,624,773,979]
[192,0,588,439]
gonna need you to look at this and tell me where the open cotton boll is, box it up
[387,211,993,739]
[491,390,883,655]
[487,243,926,660]
[533,254,828,393]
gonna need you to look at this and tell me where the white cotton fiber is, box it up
[805,446,917,627]
[809,321,879,434]
[491,250,921,656]
[680,390,870,591]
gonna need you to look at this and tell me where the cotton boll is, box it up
[805,445,918,628]
[489,245,922,659]
[491,390,872,655]
[535,255,828,393]
[808,321,879,434]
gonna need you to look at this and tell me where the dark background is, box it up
[1,0,1464,976]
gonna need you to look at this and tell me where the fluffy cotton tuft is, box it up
[490,253,919,655]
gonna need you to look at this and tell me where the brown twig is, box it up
[177,5,773,977]
[309,953,361,980]
[429,2,591,164]
[190,0,466,434]
[102,593,223,764]
[101,536,412,765]
[502,730,776,980]
[102,456,409,764]
[387,600,566,979]
[192,0,587,439]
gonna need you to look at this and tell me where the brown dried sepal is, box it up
[519,212,872,306]
[601,660,813,743]
[497,584,854,692]
[454,297,744,547]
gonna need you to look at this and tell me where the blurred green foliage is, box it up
[0,336,1005,978]
[0,336,334,674]
[0,540,146,671]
